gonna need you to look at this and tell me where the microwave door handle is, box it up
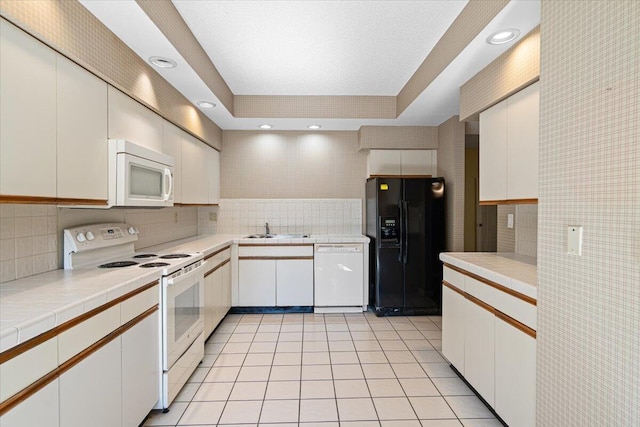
[167,260,207,286]
[163,168,173,201]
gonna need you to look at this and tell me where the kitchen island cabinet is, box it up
[440,252,536,427]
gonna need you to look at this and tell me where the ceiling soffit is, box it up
[136,0,509,121]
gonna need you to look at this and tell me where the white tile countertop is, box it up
[0,234,369,353]
[439,252,537,300]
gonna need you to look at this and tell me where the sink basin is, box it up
[245,233,310,239]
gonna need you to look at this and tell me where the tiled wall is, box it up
[201,199,362,236]
[0,204,198,284]
[221,131,367,200]
[496,205,515,252]
[358,126,438,150]
[496,205,538,257]
[0,205,58,283]
[537,1,640,424]
[437,116,465,252]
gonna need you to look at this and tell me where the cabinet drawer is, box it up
[494,291,536,331]
[121,284,159,325]
[58,305,120,363]
[465,276,496,306]
[0,337,58,402]
[206,248,230,271]
[443,266,465,291]
[239,245,313,257]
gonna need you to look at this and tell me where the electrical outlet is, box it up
[568,226,583,256]
[209,212,217,222]
[174,212,178,223]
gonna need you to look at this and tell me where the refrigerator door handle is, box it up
[402,200,409,264]
[397,201,404,263]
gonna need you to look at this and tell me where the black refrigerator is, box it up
[366,177,445,316]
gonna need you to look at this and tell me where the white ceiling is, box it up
[79,0,540,131]
[173,0,468,96]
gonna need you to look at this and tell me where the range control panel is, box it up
[63,223,139,253]
[380,217,399,246]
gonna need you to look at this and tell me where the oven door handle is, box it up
[167,260,207,286]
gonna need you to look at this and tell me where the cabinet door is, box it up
[507,82,539,200]
[464,300,495,407]
[182,135,207,204]
[221,262,232,314]
[59,338,122,427]
[122,311,160,427]
[107,86,163,152]
[56,54,108,201]
[441,285,465,374]
[0,20,56,198]
[400,150,433,176]
[276,259,314,306]
[162,121,183,204]
[495,317,536,427]
[205,146,221,205]
[0,379,59,427]
[238,260,276,306]
[479,100,508,202]
[368,150,401,176]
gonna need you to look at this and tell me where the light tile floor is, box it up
[143,312,501,427]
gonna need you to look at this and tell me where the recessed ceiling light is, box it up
[149,56,177,68]
[259,124,273,129]
[197,101,216,108]
[486,29,521,45]
[307,125,321,130]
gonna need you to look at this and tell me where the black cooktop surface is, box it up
[159,254,191,259]
[99,261,139,268]
[139,262,170,268]
[133,254,157,259]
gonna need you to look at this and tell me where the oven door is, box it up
[116,152,173,207]
[163,260,206,370]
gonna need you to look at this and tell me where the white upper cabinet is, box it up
[479,101,508,202]
[368,149,437,177]
[181,135,207,204]
[0,20,57,198]
[56,54,108,201]
[162,121,184,204]
[107,86,163,152]
[205,146,220,204]
[479,82,539,203]
[506,82,539,200]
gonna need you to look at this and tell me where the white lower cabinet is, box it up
[59,338,122,427]
[238,260,276,306]
[0,380,59,427]
[441,285,466,375]
[495,317,536,427]
[121,311,160,427]
[464,301,495,407]
[276,259,314,306]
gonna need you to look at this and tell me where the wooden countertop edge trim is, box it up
[205,258,231,277]
[0,280,159,364]
[239,243,314,247]
[204,245,232,260]
[496,310,537,339]
[443,263,537,306]
[465,293,497,315]
[0,305,158,416]
[0,195,108,205]
[239,256,314,261]
[479,198,538,205]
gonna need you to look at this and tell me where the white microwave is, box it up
[108,139,174,207]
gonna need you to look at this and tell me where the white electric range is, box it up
[63,223,207,410]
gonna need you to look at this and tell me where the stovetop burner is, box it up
[139,262,170,268]
[133,254,157,259]
[99,261,139,268]
[159,254,191,259]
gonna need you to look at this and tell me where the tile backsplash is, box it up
[496,204,538,258]
[0,204,58,282]
[200,199,362,236]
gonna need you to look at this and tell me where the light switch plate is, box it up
[568,226,583,256]
[507,214,514,229]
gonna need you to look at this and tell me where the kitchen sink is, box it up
[245,233,310,239]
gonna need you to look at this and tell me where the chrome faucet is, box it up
[265,222,270,235]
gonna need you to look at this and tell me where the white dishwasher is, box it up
[314,244,365,312]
